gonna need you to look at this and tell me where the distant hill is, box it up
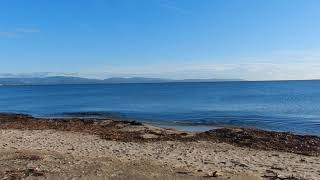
[0,76,244,86]
[102,77,172,84]
[0,76,100,85]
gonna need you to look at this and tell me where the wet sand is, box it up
[0,113,319,179]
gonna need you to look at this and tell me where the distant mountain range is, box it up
[0,76,244,85]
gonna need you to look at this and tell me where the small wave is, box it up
[50,111,128,119]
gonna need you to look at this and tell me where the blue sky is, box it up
[1,0,320,80]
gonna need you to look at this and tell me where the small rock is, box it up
[203,171,220,177]
[271,166,284,170]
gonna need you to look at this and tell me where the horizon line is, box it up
[1,75,320,83]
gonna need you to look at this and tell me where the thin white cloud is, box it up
[3,49,320,81]
[0,31,17,38]
[5,62,320,81]
[83,49,320,80]
[16,28,41,33]
[156,0,191,15]
[0,27,40,38]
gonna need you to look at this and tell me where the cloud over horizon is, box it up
[70,49,320,80]
[1,49,320,81]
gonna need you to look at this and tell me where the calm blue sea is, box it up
[0,81,320,135]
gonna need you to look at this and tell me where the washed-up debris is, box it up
[200,128,320,156]
[0,113,319,156]
[202,171,219,178]
[15,154,42,161]
[262,172,301,180]
[0,168,45,179]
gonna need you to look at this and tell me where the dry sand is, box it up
[0,129,319,180]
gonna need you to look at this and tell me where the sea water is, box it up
[0,81,319,135]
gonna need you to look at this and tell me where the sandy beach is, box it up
[0,113,319,180]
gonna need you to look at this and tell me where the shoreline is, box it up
[14,111,320,136]
[0,113,319,179]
